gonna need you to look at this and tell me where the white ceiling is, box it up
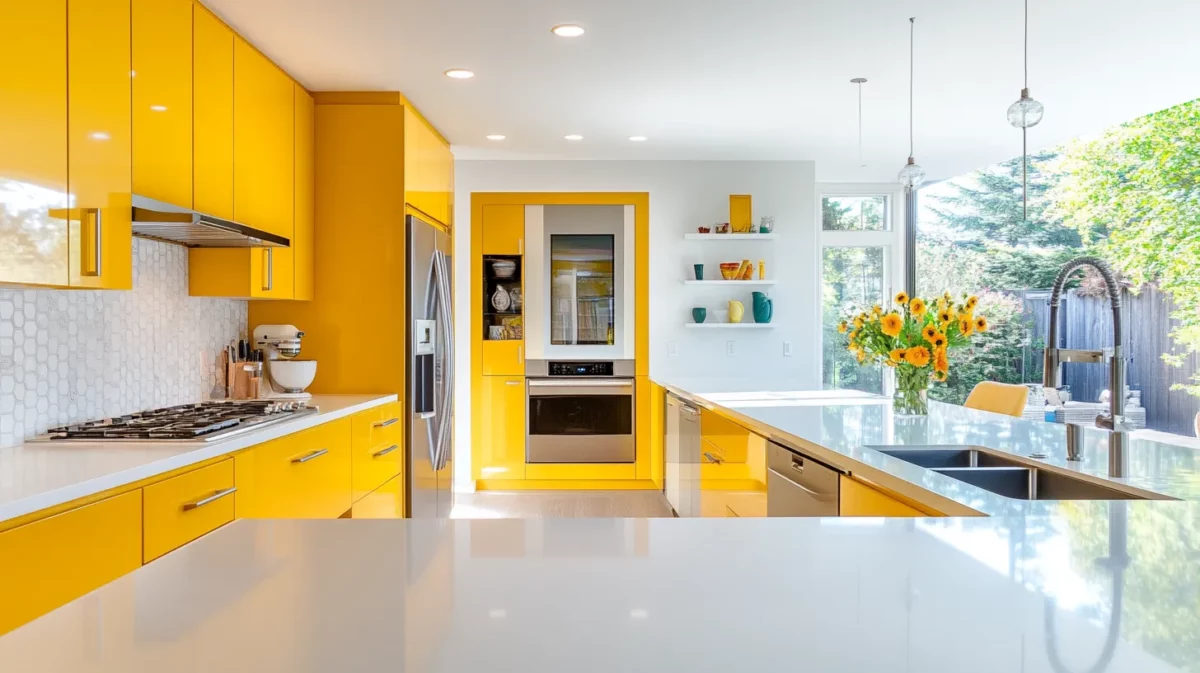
[204,0,1200,182]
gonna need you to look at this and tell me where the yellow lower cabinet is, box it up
[700,409,750,463]
[839,475,929,517]
[351,401,404,502]
[475,376,526,481]
[350,474,405,519]
[143,459,236,563]
[235,419,352,518]
[0,490,142,635]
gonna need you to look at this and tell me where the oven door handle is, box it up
[527,380,633,388]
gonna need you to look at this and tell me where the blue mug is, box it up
[692,307,707,323]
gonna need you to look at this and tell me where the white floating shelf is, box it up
[684,280,776,286]
[684,233,777,241]
[685,323,774,329]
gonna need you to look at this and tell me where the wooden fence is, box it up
[1020,286,1200,436]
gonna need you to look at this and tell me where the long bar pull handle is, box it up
[182,486,237,511]
[505,380,522,386]
[82,208,103,277]
[262,248,274,291]
[518,238,523,255]
[373,417,399,428]
[372,444,399,458]
[517,346,523,364]
[291,448,328,464]
[94,208,102,277]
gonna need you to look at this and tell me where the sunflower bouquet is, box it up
[838,291,989,415]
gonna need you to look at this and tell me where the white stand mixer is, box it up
[254,324,317,400]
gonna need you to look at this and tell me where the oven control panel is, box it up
[548,361,614,377]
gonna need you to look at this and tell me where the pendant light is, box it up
[896,17,925,189]
[851,77,867,168]
[1009,0,1044,220]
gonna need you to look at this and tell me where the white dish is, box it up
[491,261,517,278]
[269,360,317,393]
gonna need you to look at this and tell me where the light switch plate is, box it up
[668,341,678,356]
[783,341,792,356]
[726,341,736,357]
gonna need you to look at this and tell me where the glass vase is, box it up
[893,374,929,417]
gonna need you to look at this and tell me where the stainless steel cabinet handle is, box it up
[680,404,699,415]
[372,444,399,458]
[517,345,523,363]
[262,248,274,291]
[518,238,523,255]
[93,208,102,276]
[373,417,399,428]
[703,452,723,464]
[291,448,329,464]
[82,208,102,277]
[181,486,237,511]
[528,379,633,388]
[767,468,833,500]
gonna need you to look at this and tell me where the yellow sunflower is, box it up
[910,297,928,317]
[837,321,848,334]
[933,347,949,374]
[880,312,903,337]
[922,325,938,342]
[894,291,909,305]
[906,346,931,368]
[889,348,908,363]
[933,370,948,382]
[853,315,865,329]
[959,317,975,336]
[975,316,988,332]
[937,308,955,324]
[871,304,883,316]
[966,295,979,310]
[930,331,948,349]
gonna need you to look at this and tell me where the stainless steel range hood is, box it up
[131,195,289,248]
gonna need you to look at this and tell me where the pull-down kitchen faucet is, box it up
[1042,257,1133,472]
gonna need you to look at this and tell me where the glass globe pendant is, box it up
[897,156,925,189]
[1007,87,1044,128]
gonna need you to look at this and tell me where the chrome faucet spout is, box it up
[1042,257,1133,465]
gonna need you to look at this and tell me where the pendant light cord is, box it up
[909,17,915,157]
[1024,0,1029,88]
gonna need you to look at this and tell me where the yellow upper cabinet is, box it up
[482,204,524,255]
[132,0,192,209]
[193,2,233,219]
[68,0,133,290]
[403,107,453,227]
[0,0,69,287]
[233,37,294,239]
[294,84,315,300]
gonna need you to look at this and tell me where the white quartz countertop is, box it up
[656,377,1200,515]
[0,513,1194,672]
[0,394,397,524]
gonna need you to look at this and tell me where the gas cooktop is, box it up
[35,400,318,442]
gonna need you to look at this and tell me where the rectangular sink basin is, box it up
[873,446,1025,470]
[870,446,1145,501]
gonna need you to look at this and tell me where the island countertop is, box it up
[0,394,398,525]
[655,377,1200,516]
[1,513,1196,672]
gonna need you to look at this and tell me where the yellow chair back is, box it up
[963,382,1028,418]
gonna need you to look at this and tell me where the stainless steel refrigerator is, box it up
[407,214,454,518]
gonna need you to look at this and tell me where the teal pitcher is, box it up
[752,291,773,323]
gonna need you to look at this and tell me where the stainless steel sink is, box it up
[870,446,1147,501]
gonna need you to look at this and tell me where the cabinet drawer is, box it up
[143,459,235,563]
[236,419,352,519]
[350,474,405,519]
[700,410,749,463]
[0,491,142,635]
[481,340,524,376]
[839,476,926,517]
[352,401,404,501]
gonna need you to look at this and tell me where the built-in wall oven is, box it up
[526,360,635,463]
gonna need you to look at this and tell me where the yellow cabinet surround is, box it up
[132,0,193,209]
[470,192,653,491]
[0,402,400,636]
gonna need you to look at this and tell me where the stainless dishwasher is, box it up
[767,441,842,516]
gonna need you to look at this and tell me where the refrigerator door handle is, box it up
[434,249,455,470]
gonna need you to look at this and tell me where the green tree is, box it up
[1051,98,1200,393]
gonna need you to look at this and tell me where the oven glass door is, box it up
[527,380,634,463]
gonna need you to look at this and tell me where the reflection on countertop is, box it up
[1,512,1197,672]
[656,377,1200,516]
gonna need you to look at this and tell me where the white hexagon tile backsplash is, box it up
[0,238,247,447]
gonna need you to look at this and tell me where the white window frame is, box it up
[815,183,906,395]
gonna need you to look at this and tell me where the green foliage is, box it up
[1051,99,1200,394]
[822,245,884,394]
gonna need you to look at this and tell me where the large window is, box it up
[818,187,904,395]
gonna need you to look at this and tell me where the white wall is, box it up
[452,160,817,491]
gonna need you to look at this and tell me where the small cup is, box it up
[692,307,707,323]
[693,263,704,281]
[488,325,505,340]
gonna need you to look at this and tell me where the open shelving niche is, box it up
[482,256,523,342]
[684,231,777,326]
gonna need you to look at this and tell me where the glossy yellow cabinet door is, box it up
[142,459,235,563]
[351,474,405,519]
[193,2,233,219]
[476,376,527,480]
[840,476,930,517]
[0,0,69,287]
[294,84,315,300]
[351,401,404,502]
[132,0,192,208]
[68,0,133,290]
[404,108,452,227]
[0,490,142,636]
[233,37,294,239]
[482,204,523,255]
[189,245,294,299]
[235,419,352,519]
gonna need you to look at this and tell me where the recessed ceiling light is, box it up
[551,24,585,37]
[150,104,168,112]
[564,134,584,141]
[629,136,647,142]
[444,68,475,79]
[89,131,111,141]
[486,134,506,141]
